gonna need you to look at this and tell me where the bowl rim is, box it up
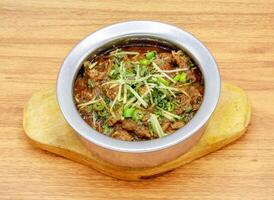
[56,20,221,153]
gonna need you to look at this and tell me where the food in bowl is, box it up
[57,21,220,167]
[73,44,204,141]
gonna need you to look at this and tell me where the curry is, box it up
[73,45,204,141]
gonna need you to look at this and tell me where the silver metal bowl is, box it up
[56,21,221,168]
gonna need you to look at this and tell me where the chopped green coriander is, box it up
[93,102,104,111]
[132,110,144,121]
[167,101,175,112]
[179,72,187,83]
[139,59,151,66]
[173,72,187,83]
[123,107,136,118]
[173,74,181,82]
[146,51,155,60]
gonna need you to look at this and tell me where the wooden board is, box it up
[23,83,251,181]
[0,0,274,199]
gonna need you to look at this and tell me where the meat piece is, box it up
[102,84,118,101]
[186,86,201,96]
[187,68,203,83]
[135,126,152,139]
[155,52,175,67]
[142,112,150,125]
[174,105,185,115]
[74,76,87,92]
[86,69,106,82]
[83,118,103,133]
[171,121,185,129]
[74,76,93,102]
[159,53,173,64]
[187,70,195,82]
[165,126,174,134]
[122,119,138,131]
[76,89,93,102]
[171,51,188,68]
[80,110,93,126]
[187,69,197,82]
[191,95,203,110]
[160,65,173,70]
[197,85,204,95]
[111,130,134,141]
[161,120,171,131]
[92,87,101,97]
[122,119,151,139]
[101,59,113,74]
[107,115,121,126]
[185,86,203,110]
[175,94,191,113]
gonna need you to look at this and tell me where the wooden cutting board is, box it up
[23,83,251,181]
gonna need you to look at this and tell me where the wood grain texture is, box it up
[0,0,273,199]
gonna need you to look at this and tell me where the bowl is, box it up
[56,21,221,168]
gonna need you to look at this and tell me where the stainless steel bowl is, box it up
[56,21,221,168]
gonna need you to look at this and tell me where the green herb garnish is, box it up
[146,51,155,60]
[139,59,151,66]
[88,79,94,88]
[174,72,187,83]
[102,124,110,134]
[123,107,136,118]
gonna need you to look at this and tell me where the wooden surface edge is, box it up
[25,127,248,181]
